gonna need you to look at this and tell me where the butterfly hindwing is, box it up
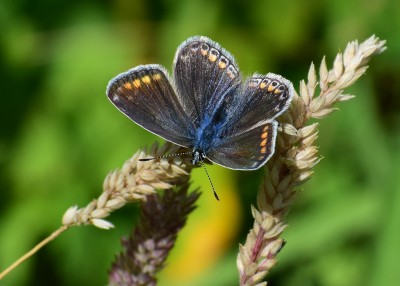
[106,64,193,147]
[207,122,278,170]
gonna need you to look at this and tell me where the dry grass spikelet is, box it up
[237,35,386,286]
[62,142,192,229]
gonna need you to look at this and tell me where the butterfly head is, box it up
[192,149,206,166]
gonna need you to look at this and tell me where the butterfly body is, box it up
[192,93,235,155]
[107,36,294,170]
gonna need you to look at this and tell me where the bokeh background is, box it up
[1,0,399,285]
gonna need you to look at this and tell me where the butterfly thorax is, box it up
[192,111,225,161]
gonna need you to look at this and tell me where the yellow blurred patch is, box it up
[158,166,242,285]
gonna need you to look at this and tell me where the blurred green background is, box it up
[0,0,399,285]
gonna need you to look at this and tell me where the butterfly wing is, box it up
[106,64,194,147]
[207,122,278,170]
[230,73,294,133]
[206,73,294,170]
[173,36,242,127]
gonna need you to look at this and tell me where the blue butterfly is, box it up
[106,36,293,171]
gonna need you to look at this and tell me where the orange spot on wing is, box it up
[261,131,268,139]
[142,76,151,84]
[123,82,132,90]
[153,73,162,80]
[260,139,267,147]
[209,54,217,62]
[218,61,227,69]
[260,82,267,89]
[274,88,282,94]
[133,79,141,88]
[268,84,275,92]
[260,146,267,154]
[261,126,269,142]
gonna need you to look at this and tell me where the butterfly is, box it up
[106,36,293,171]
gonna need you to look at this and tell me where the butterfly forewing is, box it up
[227,73,294,135]
[106,64,193,147]
[173,36,242,126]
[207,122,277,170]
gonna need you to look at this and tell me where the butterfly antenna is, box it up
[139,151,192,162]
[200,161,219,201]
